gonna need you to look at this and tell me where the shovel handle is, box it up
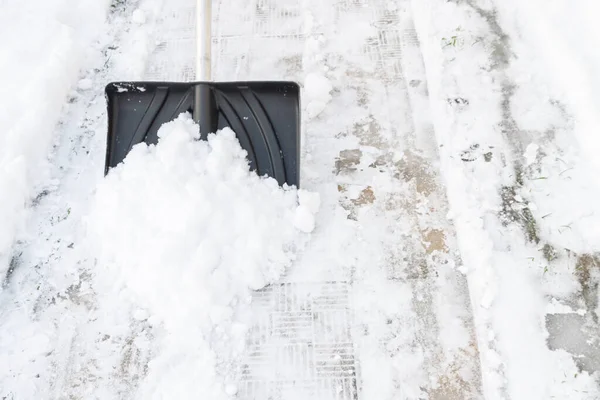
[194,84,217,138]
[196,0,212,81]
[193,0,214,132]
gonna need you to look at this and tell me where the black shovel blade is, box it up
[105,81,300,187]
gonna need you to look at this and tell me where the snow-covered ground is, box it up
[1,0,599,399]
[411,0,600,398]
[0,0,110,284]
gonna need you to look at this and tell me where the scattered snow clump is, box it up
[86,113,318,398]
[294,189,321,233]
[132,9,147,25]
[524,143,539,166]
[77,78,93,90]
[304,72,333,119]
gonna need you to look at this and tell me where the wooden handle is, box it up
[196,0,212,81]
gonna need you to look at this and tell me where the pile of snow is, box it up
[86,114,318,398]
[0,0,110,282]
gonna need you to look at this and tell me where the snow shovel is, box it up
[103,0,300,187]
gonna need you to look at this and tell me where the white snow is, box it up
[303,72,333,119]
[298,189,321,214]
[495,0,600,179]
[224,384,239,396]
[490,0,600,256]
[86,113,317,398]
[77,78,94,90]
[293,205,316,233]
[293,189,320,233]
[411,0,600,398]
[524,143,539,167]
[132,9,147,25]
[1,0,600,398]
[0,0,110,283]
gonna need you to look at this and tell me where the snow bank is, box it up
[0,0,110,281]
[487,0,600,254]
[87,114,317,398]
[492,0,600,179]
[410,0,600,398]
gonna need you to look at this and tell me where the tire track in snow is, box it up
[398,16,483,399]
